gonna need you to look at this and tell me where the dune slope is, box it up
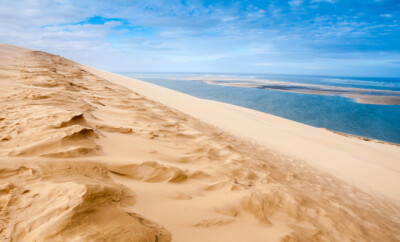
[86,66,400,202]
[0,44,399,241]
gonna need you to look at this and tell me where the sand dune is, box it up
[86,65,400,202]
[1,44,400,241]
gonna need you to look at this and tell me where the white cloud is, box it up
[380,14,393,18]
[0,0,89,27]
[289,0,303,7]
[0,0,398,76]
[253,62,272,66]
[312,0,337,3]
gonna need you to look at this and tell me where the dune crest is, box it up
[0,44,399,241]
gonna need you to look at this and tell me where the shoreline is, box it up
[199,79,400,105]
[85,65,400,202]
[327,129,400,147]
[124,74,400,145]
[134,74,400,105]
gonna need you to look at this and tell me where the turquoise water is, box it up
[122,73,400,144]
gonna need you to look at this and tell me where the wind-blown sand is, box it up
[1,44,400,241]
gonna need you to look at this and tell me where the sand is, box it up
[1,44,400,241]
[147,75,400,105]
[197,79,400,105]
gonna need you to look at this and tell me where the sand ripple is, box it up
[0,44,399,241]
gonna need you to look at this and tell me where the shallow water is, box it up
[122,73,400,144]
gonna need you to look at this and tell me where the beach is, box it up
[121,73,400,144]
[1,44,400,241]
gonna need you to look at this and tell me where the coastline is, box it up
[326,129,400,147]
[120,74,400,144]
[198,79,400,105]
[85,65,400,202]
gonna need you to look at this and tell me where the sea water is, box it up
[122,73,400,144]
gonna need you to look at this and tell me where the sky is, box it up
[0,0,399,77]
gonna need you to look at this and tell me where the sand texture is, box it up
[1,44,400,241]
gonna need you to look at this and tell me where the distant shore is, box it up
[121,73,400,144]
[197,79,400,105]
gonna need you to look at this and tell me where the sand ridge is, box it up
[1,44,400,241]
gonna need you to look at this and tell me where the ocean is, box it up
[121,73,400,144]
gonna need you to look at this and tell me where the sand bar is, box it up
[198,79,400,105]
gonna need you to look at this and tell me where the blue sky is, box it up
[0,0,399,77]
